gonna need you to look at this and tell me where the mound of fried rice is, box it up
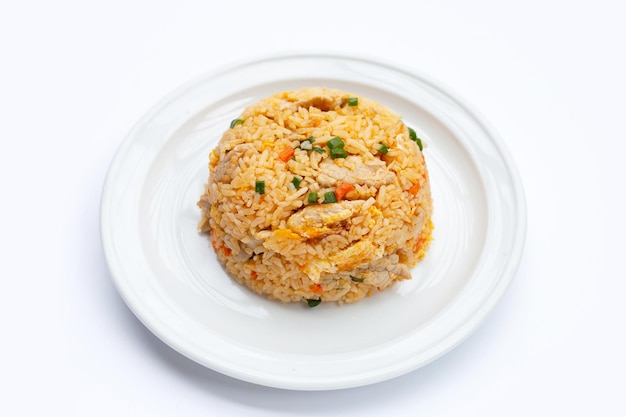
[197,87,433,305]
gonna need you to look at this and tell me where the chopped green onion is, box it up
[255,180,265,194]
[327,137,345,149]
[311,146,326,153]
[307,192,318,203]
[230,118,244,128]
[350,276,365,283]
[408,126,423,151]
[347,97,359,106]
[330,148,348,159]
[306,299,322,308]
[378,143,389,155]
[292,176,302,188]
[323,191,337,204]
[300,138,317,151]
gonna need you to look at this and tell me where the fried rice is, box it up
[197,87,433,305]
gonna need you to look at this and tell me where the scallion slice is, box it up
[300,137,317,151]
[327,137,345,149]
[292,176,302,188]
[378,143,389,155]
[347,97,359,106]
[306,299,321,308]
[330,148,348,159]
[307,192,318,203]
[350,276,365,283]
[230,118,244,128]
[311,146,326,153]
[255,180,265,194]
[323,191,337,204]
[408,126,423,151]
[415,137,423,151]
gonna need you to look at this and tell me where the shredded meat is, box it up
[212,144,254,183]
[316,156,395,187]
[302,239,384,282]
[348,255,412,287]
[293,94,344,112]
[287,200,363,238]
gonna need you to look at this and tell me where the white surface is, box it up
[100,54,525,389]
[1,0,624,414]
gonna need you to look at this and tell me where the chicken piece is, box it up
[369,255,411,280]
[287,200,363,238]
[332,239,384,271]
[292,93,345,112]
[316,156,395,187]
[349,255,412,287]
[212,144,254,183]
[302,239,384,282]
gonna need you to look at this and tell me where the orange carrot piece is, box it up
[251,271,258,280]
[408,182,420,195]
[223,247,232,256]
[335,182,355,202]
[209,229,219,250]
[278,147,295,162]
[310,284,323,293]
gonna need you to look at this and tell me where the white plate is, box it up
[101,53,526,390]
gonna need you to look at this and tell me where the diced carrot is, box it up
[335,182,355,202]
[223,247,232,256]
[251,271,258,280]
[408,182,420,195]
[310,284,323,293]
[278,146,295,162]
[209,229,219,250]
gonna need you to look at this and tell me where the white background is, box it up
[2,0,625,415]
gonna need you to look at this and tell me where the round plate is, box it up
[101,53,526,390]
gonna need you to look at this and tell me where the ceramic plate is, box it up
[100,53,526,390]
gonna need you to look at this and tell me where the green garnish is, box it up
[408,126,423,151]
[311,146,326,153]
[330,147,348,159]
[230,118,244,128]
[350,276,365,283]
[300,137,318,151]
[306,299,322,308]
[415,137,423,151]
[378,143,389,155]
[347,97,359,106]
[327,137,345,149]
[255,180,265,194]
[307,192,318,203]
[323,191,337,204]
[300,137,315,150]
[327,137,347,158]
[291,176,302,188]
